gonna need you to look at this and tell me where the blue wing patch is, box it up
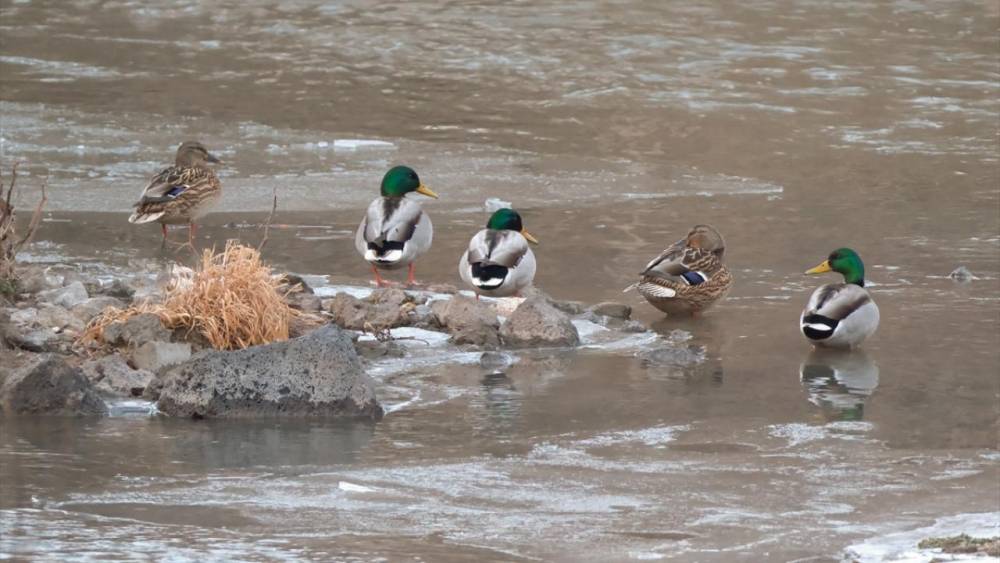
[165,185,187,197]
[681,271,708,285]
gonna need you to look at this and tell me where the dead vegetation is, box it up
[918,534,1000,556]
[1,163,47,295]
[82,241,317,350]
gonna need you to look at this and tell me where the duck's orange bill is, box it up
[521,229,539,244]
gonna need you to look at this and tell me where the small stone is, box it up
[479,351,514,371]
[589,302,632,320]
[286,292,322,313]
[132,341,191,372]
[5,327,60,352]
[499,296,580,348]
[949,266,974,283]
[103,313,170,347]
[81,354,155,397]
[71,296,125,324]
[431,295,501,346]
[36,281,89,309]
[621,320,647,333]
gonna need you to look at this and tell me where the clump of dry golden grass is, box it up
[82,241,309,350]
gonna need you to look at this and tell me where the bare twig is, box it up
[257,188,278,251]
[14,175,47,250]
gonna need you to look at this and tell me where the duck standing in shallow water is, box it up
[459,208,539,298]
[801,248,879,348]
[355,165,438,287]
[632,224,733,316]
[129,141,222,246]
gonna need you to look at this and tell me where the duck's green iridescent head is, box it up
[486,208,539,244]
[380,165,438,198]
[806,247,865,286]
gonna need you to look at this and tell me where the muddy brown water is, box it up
[1,0,998,561]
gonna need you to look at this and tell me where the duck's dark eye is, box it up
[829,251,841,261]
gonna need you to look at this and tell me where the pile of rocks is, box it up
[1,263,638,420]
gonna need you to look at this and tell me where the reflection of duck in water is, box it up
[799,349,879,421]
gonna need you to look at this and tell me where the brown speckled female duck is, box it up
[630,224,733,316]
[129,141,222,245]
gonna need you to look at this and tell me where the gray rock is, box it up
[88,278,135,301]
[639,345,706,368]
[590,301,632,320]
[81,354,154,397]
[132,341,191,372]
[549,299,586,316]
[156,324,381,419]
[36,281,89,309]
[103,313,170,347]
[0,354,107,416]
[431,295,501,346]
[479,351,514,371]
[71,296,126,324]
[326,291,414,331]
[13,264,59,294]
[286,292,322,313]
[499,296,580,348]
[35,303,85,333]
[949,266,974,283]
[5,327,60,353]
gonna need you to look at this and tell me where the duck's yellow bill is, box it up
[416,184,438,198]
[521,229,539,245]
[805,260,832,275]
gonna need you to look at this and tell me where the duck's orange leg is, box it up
[372,265,387,288]
[406,263,416,286]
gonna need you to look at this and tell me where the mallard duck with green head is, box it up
[355,165,438,287]
[801,248,879,348]
[129,141,222,246]
[630,224,733,316]
[459,208,539,297]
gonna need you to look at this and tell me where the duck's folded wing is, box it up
[809,284,873,321]
[468,230,527,268]
[364,199,425,245]
[641,246,719,286]
[135,166,208,205]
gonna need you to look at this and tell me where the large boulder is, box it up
[80,354,155,397]
[156,324,382,419]
[499,296,580,348]
[0,354,108,416]
[431,295,500,346]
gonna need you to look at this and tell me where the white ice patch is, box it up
[768,422,874,447]
[332,139,395,150]
[484,197,512,212]
[844,512,1000,563]
[357,327,451,348]
[338,481,376,493]
[575,425,691,449]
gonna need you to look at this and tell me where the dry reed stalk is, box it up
[1,163,48,290]
[81,241,309,350]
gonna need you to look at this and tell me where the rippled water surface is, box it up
[1,0,998,560]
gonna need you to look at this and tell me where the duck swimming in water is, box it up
[800,247,879,348]
[631,224,733,316]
